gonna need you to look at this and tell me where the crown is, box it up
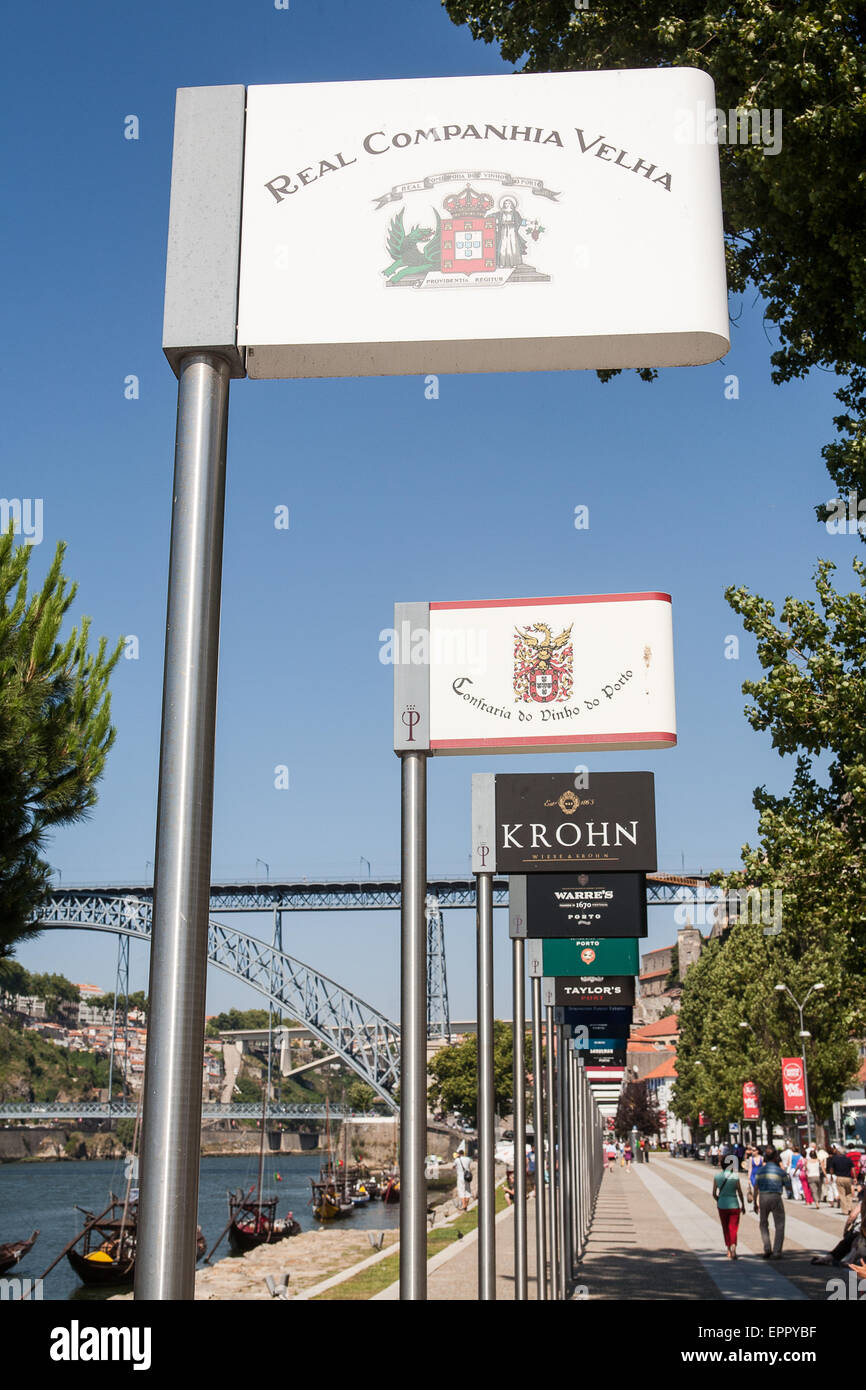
[443,185,494,217]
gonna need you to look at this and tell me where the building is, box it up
[635,925,705,1024]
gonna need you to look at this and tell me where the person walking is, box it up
[714,1159,746,1259]
[624,1142,634,1172]
[747,1145,764,1205]
[827,1145,855,1215]
[816,1140,829,1204]
[803,1147,820,1206]
[789,1147,805,1202]
[454,1147,473,1212]
[753,1146,793,1258]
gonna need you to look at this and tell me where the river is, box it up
[0,1154,400,1300]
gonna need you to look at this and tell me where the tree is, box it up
[673,560,865,1127]
[615,1080,660,1139]
[344,1080,384,1114]
[92,990,148,1016]
[444,2,866,519]
[427,1023,532,1125]
[0,530,122,959]
[722,560,866,1004]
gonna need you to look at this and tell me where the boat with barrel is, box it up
[226,1187,301,1252]
[0,1230,38,1276]
[64,1195,207,1287]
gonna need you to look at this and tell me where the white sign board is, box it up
[238,69,729,379]
[393,591,675,755]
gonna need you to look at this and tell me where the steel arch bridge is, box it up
[34,873,712,1110]
[37,904,402,1110]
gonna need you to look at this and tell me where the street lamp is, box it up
[256,858,270,881]
[774,981,824,1146]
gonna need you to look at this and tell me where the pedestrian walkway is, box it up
[373,1198,530,1301]
[373,1155,847,1300]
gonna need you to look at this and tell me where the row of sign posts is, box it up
[395,596,676,1299]
[483,772,655,1298]
[141,63,727,1298]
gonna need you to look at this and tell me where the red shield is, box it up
[441,216,496,274]
[529,668,558,703]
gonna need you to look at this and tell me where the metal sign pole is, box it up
[545,1003,559,1299]
[476,869,496,1299]
[512,937,528,1300]
[576,1056,585,1256]
[400,751,428,1301]
[530,975,547,1301]
[136,352,230,1301]
[555,1023,569,1297]
[569,1049,580,1270]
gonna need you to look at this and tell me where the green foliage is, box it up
[344,1080,386,1114]
[0,1017,110,1102]
[92,990,147,1016]
[0,529,122,957]
[443,1,866,516]
[427,1023,532,1125]
[207,1008,294,1035]
[664,945,680,990]
[1,965,80,1020]
[674,561,865,1125]
[114,1118,137,1149]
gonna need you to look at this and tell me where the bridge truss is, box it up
[34,874,712,1108]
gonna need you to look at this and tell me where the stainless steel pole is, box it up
[569,1048,580,1268]
[512,938,527,1300]
[530,976,547,1301]
[136,352,230,1301]
[477,870,496,1299]
[556,1024,569,1296]
[400,751,428,1301]
[545,1004,559,1299]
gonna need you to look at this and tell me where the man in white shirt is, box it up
[816,1145,829,1203]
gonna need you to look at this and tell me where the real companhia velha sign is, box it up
[237,68,729,378]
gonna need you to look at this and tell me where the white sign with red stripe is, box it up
[393,591,675,755]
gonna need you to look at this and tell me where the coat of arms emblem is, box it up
[514,622,574,704]
[382,182,550,288]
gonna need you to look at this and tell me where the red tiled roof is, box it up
[643,1057,678,1080]
[639,969,670,980]
[632,1017,680,1039]
[626,1041,661,1052]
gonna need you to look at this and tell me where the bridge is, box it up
[34,874,713,1109]
[0,1100,364,1122]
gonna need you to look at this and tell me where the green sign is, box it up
[534,937,640,976]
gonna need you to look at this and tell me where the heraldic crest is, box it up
[514,622,574,704]
[383,182,550,287]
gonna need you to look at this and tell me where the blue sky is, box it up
[4,0,857,1020]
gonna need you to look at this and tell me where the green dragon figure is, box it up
[383,208,442,285]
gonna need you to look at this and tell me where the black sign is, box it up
[577,1042,628,1066]
[544,975,636,1007]
[494,773,656,872]
[516,872,647,938]
[555,1006,633,1035]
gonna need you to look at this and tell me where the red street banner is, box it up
[781,1057,806,1112]
[743,1080,761,1120]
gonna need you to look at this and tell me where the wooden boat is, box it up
[311,1182,355,1221]
[227,1189,301,1252]
[0,1230,38,1275]
[65,1197,206,1286]
[381,1177,401,1205]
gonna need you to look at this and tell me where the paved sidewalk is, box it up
[374,1197,536,1301]
[373,1156,847,1300]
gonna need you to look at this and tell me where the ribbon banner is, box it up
[372,169,561,209]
